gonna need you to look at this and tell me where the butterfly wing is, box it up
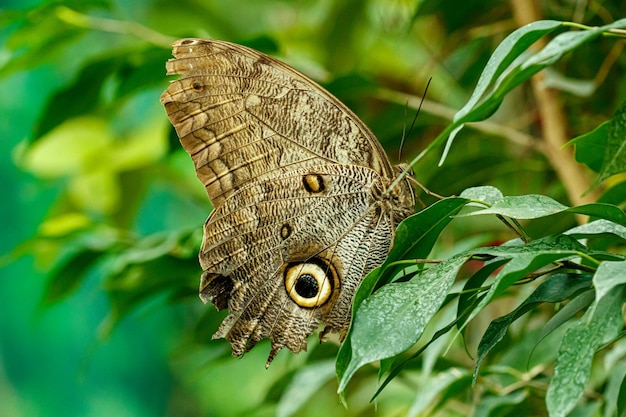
[161,39,395,207]
[160,39,414,364]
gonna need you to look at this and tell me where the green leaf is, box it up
[111,232,183,267]
[604,361,626,417]
[460,194,568,219]
[101,254,198,333]
[406,368,472,417]
[0,5,85,78]
[472,391,527,417]
[238,35,280,55]
[33,58,120,141]
[593,98,626,188]
[474,273,592,380]
[538,289,595,343]
[566,219,626,240]
[524,28,603,67]
[116,47,173,100]
[375,197,470,287]
[459,185,504,206]
[457,259,509,332]
[460,235,588,329]
[454,20,562,122]
[546,285,625,417]
[42,249,104,305]
[460,195,626,226]
[542,67,596,97]
[569,121,609,172]
[592,260,626,305]
[568,98,626,191]
[337,255,469,393]
[441,21,563,158]
[441,18,626,165]
[567,203,626,226]
[21,116,116,177]
[599,180,626,206]
[373,300,475,401]
[335,199,467,395]
[618,372,626,417]
[276,360,335,417]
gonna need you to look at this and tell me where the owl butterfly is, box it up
[160,39,415,366]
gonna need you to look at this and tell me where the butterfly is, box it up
[160,39,415,365]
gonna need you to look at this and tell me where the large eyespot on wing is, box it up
[284,258,338,308]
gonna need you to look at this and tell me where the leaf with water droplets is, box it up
[459,194,568,219]
[337,256,468,393]
[474,273,592,381]
[459,185,504,206]
[546,281,625,417]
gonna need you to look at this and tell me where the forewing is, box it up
[160,38,393,208]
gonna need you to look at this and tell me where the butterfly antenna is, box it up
[398,100,409,162]
[398,77,432,162]
[388,77,433,191]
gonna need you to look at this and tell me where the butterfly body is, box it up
[161,39,414,365]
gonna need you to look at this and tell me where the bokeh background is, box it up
[2,0,624,416]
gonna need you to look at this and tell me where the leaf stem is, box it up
[495,214,531,243]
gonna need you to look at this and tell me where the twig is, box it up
[55,6,175,48]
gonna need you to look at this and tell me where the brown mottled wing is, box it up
[198,164,395,363]
[160,39,394,208]
[160,38,413,365]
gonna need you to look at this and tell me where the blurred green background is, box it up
[1,0,624,416]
